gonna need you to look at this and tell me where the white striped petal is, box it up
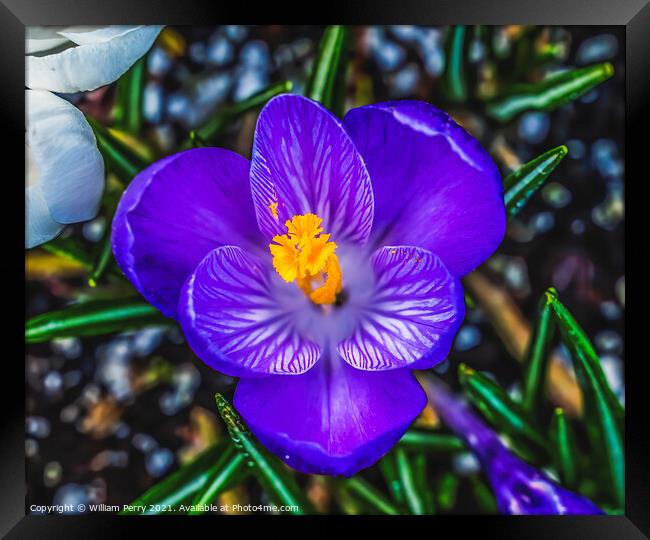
[26,25,163,92]
[179,246,321,377]
[250,94,374,245]
[338,246,465,370]
[26,89,104,225]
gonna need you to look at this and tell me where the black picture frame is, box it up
[6,1,648,537]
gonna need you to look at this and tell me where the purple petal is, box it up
[422,377,604,515]
[179,246,320,377]
[112,148,264,318]
[338,246,464,370]
[234,351,426,476]
[250,94,373,244]
[344,101,505,277]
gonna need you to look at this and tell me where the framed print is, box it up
[4,0,649,537]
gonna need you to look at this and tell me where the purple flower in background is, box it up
[422,376,603,514]
[112,94,505,476]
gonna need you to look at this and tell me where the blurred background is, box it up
[25,25,624,514]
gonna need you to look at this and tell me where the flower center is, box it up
[269,213,343,305]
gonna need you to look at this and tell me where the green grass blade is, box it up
[398,430,465,453]
[26,297,168,343]
[87,116,149,183]
[341,477,401,515]
[187,450,247,514]
[443,25,468,102]
[394,448,426,515]
[182,81,292,149]
[306,25,349,114]
[550,408,579,490]
[546,289,624,507]
[487,62,614,122]
[214,393,313,514]
[458,363,548,460]
[521,289,557,413]
[120,440,230,514]
[504,145,568,218]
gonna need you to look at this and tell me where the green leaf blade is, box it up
[458,363,548,461]
[546,289,624,507]
[120,441,230,514]
[378,453,406,508]
[395,447,427,515]
[550,407,579,490]
[88,226,118,287]
[487,62,614,122]
[436,472,460,511]
[185,81,293,148]
[521,289,557,413]
[342,477,401,515]
[214,393,313,515]
[398,430,465,453]
[26,297,168,343]
[114,55,147,134]
[306,25,349,114]
[87,116,149,183]
[443,25,468,103]
[187,450,247,514]
[546,289,624,422]
[88,186,123,287]
[40,237,96,271]
[411,453,436,514]
[504,145,568,218]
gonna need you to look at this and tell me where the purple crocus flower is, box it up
[112,94,505,476]
[421,376,603,514]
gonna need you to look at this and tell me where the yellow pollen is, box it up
[268,201,279,221]
[269,213,343,305]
